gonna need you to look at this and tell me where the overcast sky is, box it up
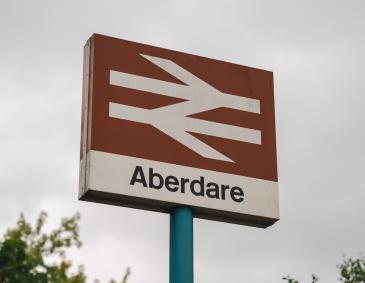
[1,1,365,282]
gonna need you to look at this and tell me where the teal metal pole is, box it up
[170,207,194,283]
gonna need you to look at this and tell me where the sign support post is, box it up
[170,207,194,283]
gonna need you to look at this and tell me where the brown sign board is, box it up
[79,34,279,228]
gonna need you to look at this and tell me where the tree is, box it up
[0,212,130,283]
[283,255,365,283]
[282,274,319,283]
[339,255,365,283]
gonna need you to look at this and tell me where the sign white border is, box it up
[80,150,279,227]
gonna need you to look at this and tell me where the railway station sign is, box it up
[79,34,279,227]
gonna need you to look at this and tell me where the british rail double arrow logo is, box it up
[109,54,261,163]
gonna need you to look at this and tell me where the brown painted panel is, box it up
[87,33,277,182]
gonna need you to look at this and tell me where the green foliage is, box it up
[339,255,365,283]
[282,274,318,283]
[0,212,130,283]
[0,211,84,283]
[282,275,299,283]
[283,255,365,283]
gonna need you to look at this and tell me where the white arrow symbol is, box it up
[109,54,261,162]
